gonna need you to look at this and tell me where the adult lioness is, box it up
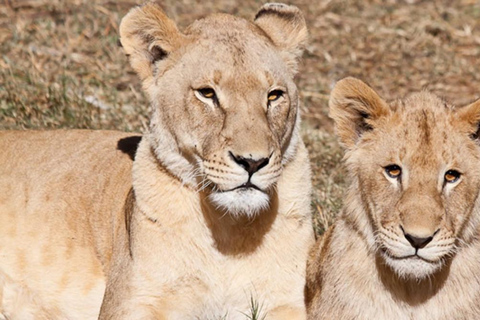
[306,77,480,319]
[0,3,314,319]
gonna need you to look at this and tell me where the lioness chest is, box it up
[125,189,308,319]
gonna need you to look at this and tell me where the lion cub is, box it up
[0,3,313,319]
[306,77,480,319]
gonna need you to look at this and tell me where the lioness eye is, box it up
[385,165,402,179]
[445,170,461,183]
[198,88,216,99]
[268,90,284,103]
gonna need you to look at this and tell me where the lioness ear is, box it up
[254,3,307,74]
[329,77,390,148]
[119,2,185,80]
[456,99,480,141]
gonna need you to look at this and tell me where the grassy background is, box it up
[2,0,480,235]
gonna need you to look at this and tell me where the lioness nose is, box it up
[404,233,433,249]
[230,153,269,176]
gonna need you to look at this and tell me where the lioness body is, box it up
[101,134,312,319]
[1,3,313,319]
[306,78,480,319]
[0,130,135,319]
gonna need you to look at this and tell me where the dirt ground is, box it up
[1,0,479,234]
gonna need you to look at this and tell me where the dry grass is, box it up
[1,0,480,235]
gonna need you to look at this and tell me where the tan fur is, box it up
[306,77,480,319]
[0,3,313,319]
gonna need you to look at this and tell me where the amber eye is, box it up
[385,165,402,179]
[197,88,216,99]
[268,90,284,103]
[445,170,461,183]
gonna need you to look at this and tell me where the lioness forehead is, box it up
[186,14,266,41]
[183,14,280,66]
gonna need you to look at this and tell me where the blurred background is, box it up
[1,0,479,235]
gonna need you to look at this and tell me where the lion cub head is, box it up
[330,77,480,279]
[119,3,307,217]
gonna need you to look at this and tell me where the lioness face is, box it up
[120,4,307,217]
[148,21,299,217]
[330,78,480,279]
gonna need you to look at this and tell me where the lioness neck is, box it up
[131,133,312,254]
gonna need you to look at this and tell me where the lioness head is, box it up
[330,77,480,279]
[119,3,307,217]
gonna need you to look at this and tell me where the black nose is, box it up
[404,233,433,249]
[230,153,269,176]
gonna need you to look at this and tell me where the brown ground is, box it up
[1,0,479,234]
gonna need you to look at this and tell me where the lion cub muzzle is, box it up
[378,183,454,279]
[397,191,443,249]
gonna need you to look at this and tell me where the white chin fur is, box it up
[208,189,270,218]
[382,252,443,280]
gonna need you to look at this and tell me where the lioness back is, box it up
[0,130,138,319]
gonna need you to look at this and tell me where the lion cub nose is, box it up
[230,153,269,176]
[403,232,433,249]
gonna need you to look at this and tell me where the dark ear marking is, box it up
[358,111,373,132]
[150,45,168,63]
[469,123,480,141]
[254,4,297,21]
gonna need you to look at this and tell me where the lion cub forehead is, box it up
[392,92,453,128]
[398,91,450,114]
[381,92,464,164]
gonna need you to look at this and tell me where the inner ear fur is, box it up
[119,2,185,80]
[456,99,480,141]
[254,3,308,74]
[329,77,390,148]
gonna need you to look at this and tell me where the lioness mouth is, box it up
[230,181,262,192]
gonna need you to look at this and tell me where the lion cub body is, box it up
[0,3,313,319]
[307,78,480,319]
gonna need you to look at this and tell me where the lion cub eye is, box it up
[268,90,284,103]
[197,88,216,99]
[445,170,461,183]
[384,165,402,179]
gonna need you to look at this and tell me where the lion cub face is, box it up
[119,3,307,217]
[330,78,480,279]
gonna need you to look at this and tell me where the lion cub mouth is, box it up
[379,246,446,279]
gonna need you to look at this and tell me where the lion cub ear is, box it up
[456,99,480,141]
[254,3,308,74]
[119,3,185,80]
[329,77,390,148]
